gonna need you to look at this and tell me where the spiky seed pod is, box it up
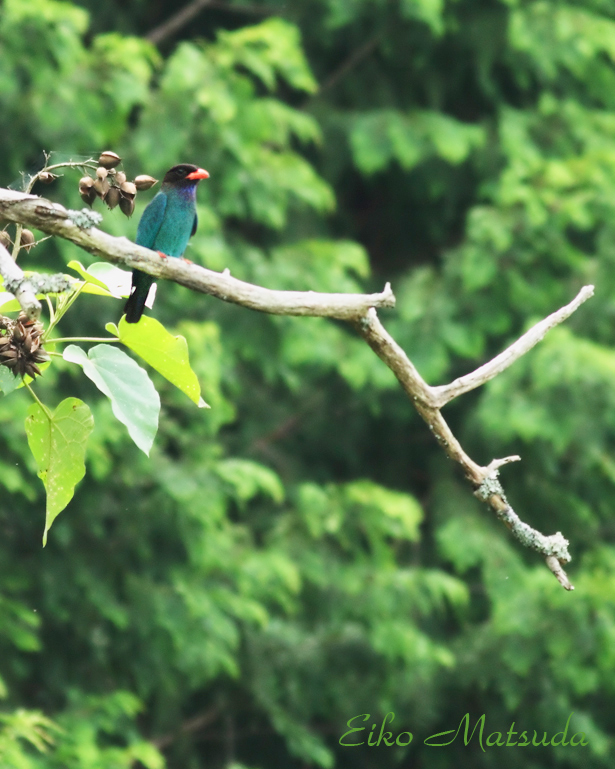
[98,151,122,169]
[0,231,11,250]
[19,230,36,252]
[134,175,158,191]
[114,171,126,186]
[38,171,57,184]
[120,181,137,198]
[119,196,135,218]
[0,314,50,379]
[93,177,110,199]
[12,322,24,342]
[105,186,121,210]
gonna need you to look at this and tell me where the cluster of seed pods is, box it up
[0,151,159,255]
[78,151,158,217]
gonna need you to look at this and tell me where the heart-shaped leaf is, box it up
[25,397,94,545]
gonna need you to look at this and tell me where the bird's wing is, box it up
[191,213,198,238]
[135,192,168,249]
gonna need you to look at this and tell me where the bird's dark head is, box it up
[162,164,210,186]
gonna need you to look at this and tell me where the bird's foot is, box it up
[156,251,168,259]
[181,257,193,264]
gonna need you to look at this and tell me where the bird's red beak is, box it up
[186,168,210,180]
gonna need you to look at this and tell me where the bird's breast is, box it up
[155,194,196,257]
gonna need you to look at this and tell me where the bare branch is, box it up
[0,242,42,319]
[431,285,595,407]
[484,455,521,474]
[354,307,484,480]
[0,185,591,590]
[318,32,383,96]
[546,555,575,591]
[0,188,395,320]
[354,307,578,590]
[146,0,273,46]
[151,706,219,750]
[147,0,212,45]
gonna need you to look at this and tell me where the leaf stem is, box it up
[43,281,87,340]
[46,337,119,344]
[24,381,53,420]
[45,295,55,324]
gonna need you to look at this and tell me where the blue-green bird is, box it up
[124,163,210,323]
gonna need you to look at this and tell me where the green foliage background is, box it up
[1,0,615,766]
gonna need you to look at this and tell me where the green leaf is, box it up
[344,480,424,541]
[87,262,132,297]
[67,260,109,290]
[350,109,485,174]
[0,291,21,312]
[117,315,208,407]
[219,18,318,94]
[215,458,285,504]
[63,344,160,455]
[25,397,94,545]
[350,110,396,174]
[67,260,131,297]
[400,0,445,35]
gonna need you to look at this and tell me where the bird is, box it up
[124,163,210,323]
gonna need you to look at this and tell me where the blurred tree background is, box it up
[2,0,615,766]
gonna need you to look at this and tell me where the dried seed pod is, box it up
[119,196,135,218]
[80,188,97,207]
[134,175,158,191]
[114,171,126,185]
[0,313,50,379]
[93,177,110,198]
[25,362,42,378]
[79,175,94,193]
[38,171,57,184]
[12,323,24,342]
[120,181,137,198]
[98,151,122,169]
[20,229,36,252]
[96,166,108,180]
[0,231,11,250]
[105,186,121,210]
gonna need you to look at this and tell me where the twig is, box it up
[152,707,219,750]
[431,285,595,407]
[146,0,272,45]
[12,154,97,260]
[208,1,272,15]
[146,0,213,45]
[317,32,383,96]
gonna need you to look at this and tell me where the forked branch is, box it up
[0,186,593,589]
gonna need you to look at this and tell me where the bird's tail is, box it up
[124,270,154,324]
